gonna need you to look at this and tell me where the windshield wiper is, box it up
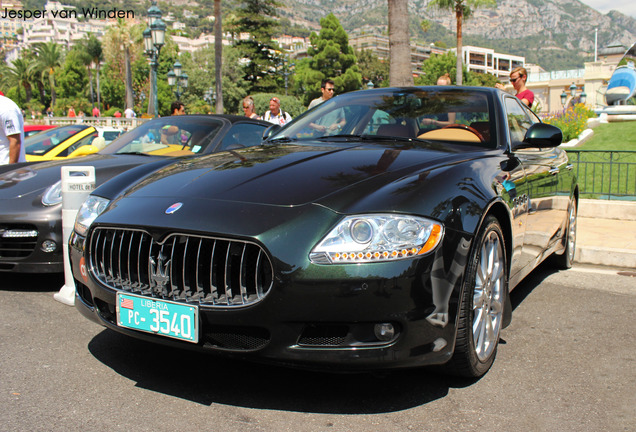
[267,136,295,143]
[115,152,154,156]
[314,134,363,141]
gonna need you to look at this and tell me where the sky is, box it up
[578,0,636,19]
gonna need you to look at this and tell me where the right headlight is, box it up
[42,180,62,206]
[309,214,444,264]
[74,196,109,236]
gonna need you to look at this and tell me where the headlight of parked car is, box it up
[42,180,62,206]
[309,214,443,264]
[74,196,110,236]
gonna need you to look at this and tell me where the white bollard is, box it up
[54,166,96,306]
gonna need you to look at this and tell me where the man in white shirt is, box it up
[308,79,335,110]
[263,97,292,126]
[124,107,136,118]
[0,95,26,165]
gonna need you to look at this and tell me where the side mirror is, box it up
[514,123,563,150]
[263,124,281,141]
[68,145,99,158]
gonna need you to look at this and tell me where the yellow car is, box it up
[24,125,121,161]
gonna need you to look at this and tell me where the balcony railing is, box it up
[566,150,636,200]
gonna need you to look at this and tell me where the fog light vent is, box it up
[374,323,395,341]
[41,240,57,253]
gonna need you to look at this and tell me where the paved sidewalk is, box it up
[575,199,636,269]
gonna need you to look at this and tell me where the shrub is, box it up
[543,103,596,142]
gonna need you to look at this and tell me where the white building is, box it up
[455,45,526,79]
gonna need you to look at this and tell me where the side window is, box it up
[505,97,534,146]
[220,123,266,150]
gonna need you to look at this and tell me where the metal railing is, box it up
[566,150,636,200]
[30,116,150,130]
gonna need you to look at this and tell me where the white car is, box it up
[95,126,125,146]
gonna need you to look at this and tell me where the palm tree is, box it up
[104,19,138,110]
[388,0,414,86]
[214,0,224,113]
[429,0,495,85]
[3,58,35,104]
[77,35,103,110]
[33,42,65,108]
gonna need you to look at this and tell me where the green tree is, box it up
[301,13,362,105]
[32,42,65,108]
[415,51,499,88]
[415,51,459,85]
[1,58,34,104]
[356,49,389,88]
[77,35,103,110]
[56,50,89,103]
[429,0,496,85]
[232,0,281,94]
[103,19,143,110]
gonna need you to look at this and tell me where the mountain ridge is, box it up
[277,0,636,70]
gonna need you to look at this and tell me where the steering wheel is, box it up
[441,124,485,142]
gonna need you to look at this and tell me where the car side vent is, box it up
[88,228,273,307]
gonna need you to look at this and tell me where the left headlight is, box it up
[309,214,443,264]
[74,195,109,236]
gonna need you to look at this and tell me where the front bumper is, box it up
[0,203,64,273]
[70,226,473,371]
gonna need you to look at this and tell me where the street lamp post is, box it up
[562,83,587,110]
[204,87,216,113]
[143,1,166,118]
[168,61,188,101]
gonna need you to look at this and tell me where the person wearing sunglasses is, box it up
[242,96,262,120]
[308,79,336,110]
[263,97,292,126]
[496,67,534,108]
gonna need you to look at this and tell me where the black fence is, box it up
[565,150,636,200]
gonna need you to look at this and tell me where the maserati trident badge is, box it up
[150,252,171,290]
[165,202,183,214]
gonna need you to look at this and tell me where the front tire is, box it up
[447,216,507,378]
[551,200,577,270]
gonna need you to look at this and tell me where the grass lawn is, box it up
[564,120,636,198]
[576,121,636,150]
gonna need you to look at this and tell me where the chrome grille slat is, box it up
[89,228,273,307]
[239,244,247,305]
[208,241,219,304]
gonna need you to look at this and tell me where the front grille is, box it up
[298,325,349,346]
[0,224,38,258]
[88,227,274,307]
[202,326,270,350]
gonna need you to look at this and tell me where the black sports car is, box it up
[0,115,269,273]
[70,87,577,377]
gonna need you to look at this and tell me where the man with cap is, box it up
[263,97,292,126]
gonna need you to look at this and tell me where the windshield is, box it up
[101,116,226,156]
[272,88,497,149]
[24,125,91,155]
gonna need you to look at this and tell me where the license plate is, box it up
[116,293,198,343]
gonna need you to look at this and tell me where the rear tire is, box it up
[446,216,507,378]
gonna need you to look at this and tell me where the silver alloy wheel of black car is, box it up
[447,216,507,378]
[551,200,577,269]
[472,226,505,362]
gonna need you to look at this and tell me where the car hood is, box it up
[0,154,161,200]
[116,142,489,211]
